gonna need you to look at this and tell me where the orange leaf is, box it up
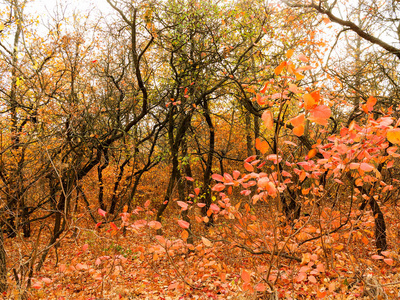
[317,290,327,298]
[181,230,189,241]
[323,17,330,24]
[274,61,286,75]
[288,83,300,93]
[307,148,318,159]
[201,236,212,247]
[241,269,251,283]
[286,49,294,59]
[262,110,274,129]
[244,162,254,172]
[303,93,316,110]
[387,128,400,145]
[255,283,266,292]
[260,83,268,94]
[289,113,305,127]
[255,138,269,154]
[293,124,304,136]
[310,90,321,102]
[294,71,305,81]
[365,96,377,112]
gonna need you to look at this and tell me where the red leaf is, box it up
[384,258,394,266]
[110,222,119,231]
[308,275,317,284]
[296,272,307,282]
[98,208,107,217]
[32,281,43,289]
[244,155,257,163]
[177,220,190,229]
[233,170,240,180]
[185,176,194,181]
[194,188,200,195]
[224,173,233,182]
[177,201,189,210]
[210,203,220,213]
[42,277,52,284]
[148,221,162,230]
[310,105,331,119]
[298,53,309,62]
[212,174,224,182]
[360,163,374,172]
[212,183,225,192]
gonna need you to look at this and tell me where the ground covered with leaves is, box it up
[5,200,400,300]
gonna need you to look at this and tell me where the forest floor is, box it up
[3,204,400,300]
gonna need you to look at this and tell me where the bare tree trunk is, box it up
[0,231,7,292]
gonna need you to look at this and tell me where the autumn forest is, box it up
[1,0,400,299]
